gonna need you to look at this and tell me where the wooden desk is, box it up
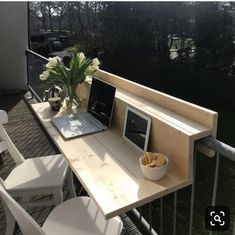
[32,102,191,219]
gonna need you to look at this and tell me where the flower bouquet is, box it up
[40,52,100,109]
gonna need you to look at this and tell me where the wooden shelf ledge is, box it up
[116,89,212,140]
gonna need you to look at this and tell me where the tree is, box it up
[53,2,68,31]
[29,1,57,32]
[29,2,47,31]
[45,2,55,32]
[194,2,235,76]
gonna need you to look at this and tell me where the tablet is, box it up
[123,106,151,152]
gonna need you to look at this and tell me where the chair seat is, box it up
[5,154,68,191]
[42,196,123,235]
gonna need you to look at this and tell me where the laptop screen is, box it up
[88,78,116,127]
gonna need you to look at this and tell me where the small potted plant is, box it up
[39,52,100,109]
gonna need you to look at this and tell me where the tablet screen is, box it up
[123,106,151,152]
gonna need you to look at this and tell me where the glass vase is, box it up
[63,85,73,110]
[65,96,73,110]
[63,85,81,110]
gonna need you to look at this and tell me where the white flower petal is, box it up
[39,74,46,80]
[92,58,100,66]
[46,56,61,68]
[46,61,56,69]
[40,74,47,81]
[43,70,49,77]
[78,52,85,60]
[46,62,53,69]
[92,65,99,70]
[40,70,49,80]
[54,56,61,63]
[48,57,54,62]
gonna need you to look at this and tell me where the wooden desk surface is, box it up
[32,102,191,219]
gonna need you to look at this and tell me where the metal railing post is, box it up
[189,148,197,235]
[129,208,158,235]
[209,152,220,235]
[173,192,177,235]
[160,197,163,235]
[149,202,152,231]
[212,152,220,207]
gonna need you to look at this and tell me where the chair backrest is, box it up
[0,110,25,165]
[0,183,46,235]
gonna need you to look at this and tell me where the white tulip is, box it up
[54,56,61,63]
[46,60,56,69]
[39,70,49,80]
[48,57,54,62]
[92,65,99,70]
[78,52,85,60]
[92,58,100,66]
[46,56,61,69]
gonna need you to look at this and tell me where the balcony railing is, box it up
[26,49,235,235]
[26,49,48,102]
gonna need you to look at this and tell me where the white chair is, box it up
[0,110,76,234]
[0,183,123,235]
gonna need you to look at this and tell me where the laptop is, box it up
[51,78,116,139]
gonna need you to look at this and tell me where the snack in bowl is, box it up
[139,152,169,180]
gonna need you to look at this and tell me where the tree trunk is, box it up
[59,19,62,31]
[48,5,54,32]
[40,5,47,31]
[42,15,47,31]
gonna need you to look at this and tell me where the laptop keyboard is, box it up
[69,112,104,133]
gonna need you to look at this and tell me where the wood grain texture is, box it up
[32,102,191,219]
[95,69,218,157]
